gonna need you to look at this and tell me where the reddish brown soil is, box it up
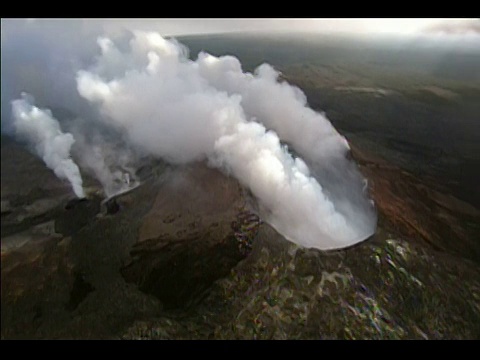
[351,143,480,262]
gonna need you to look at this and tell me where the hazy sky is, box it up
[12,18,480,37]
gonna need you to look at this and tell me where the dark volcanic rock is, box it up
[121,164,255,310]
[105,198,120,215]
[349,143,480,263]
[65,272,95,312]
[122,235,245,310]
[3,159,479,340]
[55,197,101,236]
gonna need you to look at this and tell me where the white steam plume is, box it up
[76,31,377,249]
[196,53,376,238]
[71,129,140,197]
[11,93,85,198]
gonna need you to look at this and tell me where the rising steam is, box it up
[75,31,377,249]
[2,22,377,250]
[11,93,85,198]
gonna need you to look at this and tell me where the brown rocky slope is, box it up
[1,137,479,339]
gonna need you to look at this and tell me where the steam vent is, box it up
[2,20,480,340]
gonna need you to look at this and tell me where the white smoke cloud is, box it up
[1,20,377,250]
[1,19,102,133]
[196,53,376,234]
[71,128,140,198]
[2,20,142,199]
[11,93,85,198]
[76,31,377,250]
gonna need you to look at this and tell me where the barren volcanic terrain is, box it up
[2,131,479,339]
[2,32,480,339]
